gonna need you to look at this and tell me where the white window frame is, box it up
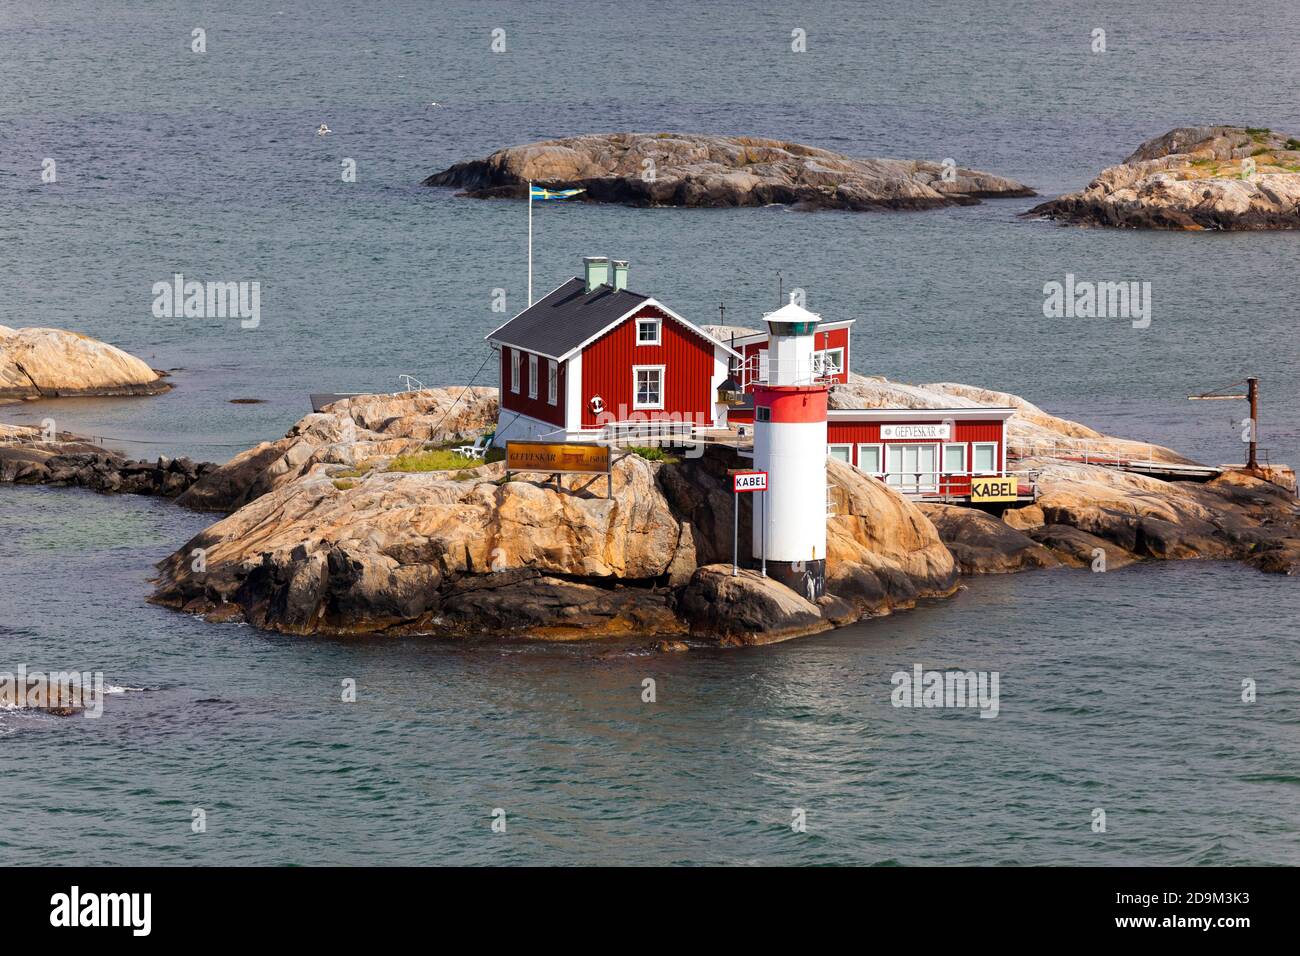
[528,354,538,400]
[856,442,883,475]
[828,443,852,464]
[814,347,845,377]
[510,349,520,394]
[636,317,661,345]
[972,442,998,475]
[632,364,665,410]
[884,442,940,493]
[547,358,558,406]
[943,442,967,475]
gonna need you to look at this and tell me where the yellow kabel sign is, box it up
[970,476,1018,502]
[506,441,610,475]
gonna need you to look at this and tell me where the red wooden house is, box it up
[486,257,740,444]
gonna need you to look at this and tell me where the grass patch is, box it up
[332,479,357,491]
[333,459,376,479]
[387,449,482,473]
[627,446,680,464]
[1251,146,1271,157]
[1286,138,1300,151]
[1246,126,1271,137]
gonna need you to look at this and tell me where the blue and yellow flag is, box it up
[529,184,585,201]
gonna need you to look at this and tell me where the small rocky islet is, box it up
[424,132,1036,211]
[1,325,169,401]
[1030,125,1300,230]
[428,127,1300,230]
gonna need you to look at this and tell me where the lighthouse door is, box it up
[885,444,938,493]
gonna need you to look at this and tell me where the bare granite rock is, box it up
[915,502,1060,574]
[1028,126,1300,230]
[424,133,1035,212]
[175,386,499,512]
[0,326,168,400]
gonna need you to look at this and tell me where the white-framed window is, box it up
[857,443,883,474]
[510,349,520,394]
[547,359,558,405]
[885,443,939,493]
[528,354,538,400]
[637,317,661,345]
[943,443,966,475]
[756,406,771,422]
[814,348,845,376]
[828,444,852,464]
[972,442,998,474]
[633,365,664,409]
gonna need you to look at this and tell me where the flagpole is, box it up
[527,180,533,306]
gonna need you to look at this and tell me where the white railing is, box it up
[732,354,839,390]
[1010,438,1158,467]
[398,374,425,393]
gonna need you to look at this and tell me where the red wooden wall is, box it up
[579,305,715,428]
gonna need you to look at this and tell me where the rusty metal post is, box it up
[1247,377,1259,471]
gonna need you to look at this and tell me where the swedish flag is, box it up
[529,184,585,200]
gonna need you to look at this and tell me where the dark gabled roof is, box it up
[486,277,651,359]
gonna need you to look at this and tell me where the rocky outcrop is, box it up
[1005,460,1300,572]
[674,567,833,645]
[176,386,498,512]
[0,326,168,400]
[915,503,1059,574]
[1029,126,1300,230]
[0,424,214,496]
[150,429,960,640]
[424,133,1035,212]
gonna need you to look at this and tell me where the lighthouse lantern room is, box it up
[751,294,830,602]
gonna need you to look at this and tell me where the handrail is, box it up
[398,374,425,393]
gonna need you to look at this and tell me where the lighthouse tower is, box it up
[752,294,829,602]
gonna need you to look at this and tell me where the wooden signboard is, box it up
[970,476,1018,502]
[506,441,610,475]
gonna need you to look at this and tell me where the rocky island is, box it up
[0,326,169,401]
[1030,126,1300,230]
[111,378,1294,647]
[424,133,1035,211]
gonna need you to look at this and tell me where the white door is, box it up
[758,349,769,384]
[885,444,938,492]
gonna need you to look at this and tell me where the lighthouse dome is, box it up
[762,294,822,336]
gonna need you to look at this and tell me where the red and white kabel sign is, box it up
[732,470,768,493]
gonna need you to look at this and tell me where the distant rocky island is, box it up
[0,326,168,401]
[1031,126,1300,230]
[424,132,1035,212]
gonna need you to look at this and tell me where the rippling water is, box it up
[1,486,1297,865]
[1,0,1298,864]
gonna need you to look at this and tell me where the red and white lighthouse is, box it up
[752,295,830,601]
